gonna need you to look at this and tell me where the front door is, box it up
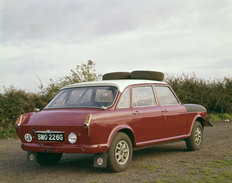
[131,85,163,142]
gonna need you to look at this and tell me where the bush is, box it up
[0,61,101,138]
[208,113,232,122]
[165,74,232,114]
[0,67,231,138]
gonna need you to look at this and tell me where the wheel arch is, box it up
[194,115,213,128]
[189,115,205,135]
[107,125,135,149]
[118,128,135,148]
[195,117,205,127]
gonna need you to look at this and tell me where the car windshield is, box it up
[45,86,118,109]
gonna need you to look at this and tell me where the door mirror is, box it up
[35,108,40,112]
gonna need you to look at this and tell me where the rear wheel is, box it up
[37,152,62,166]
[107,132,132,172]
[186,122,203,151]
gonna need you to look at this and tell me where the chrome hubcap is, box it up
[115,140,129,165]
[194,127,202,145]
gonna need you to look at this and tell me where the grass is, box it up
[178,160,188,166]
[187,159,232,182]
[208,113,232,122]
[224,152,232,157]
[160,174,177,178]
[153,180,173,183]
[136,152,232,183]
[199,171,232,183]
[136,162,161,171]
[0,128,17,139]
[208,159,232,167]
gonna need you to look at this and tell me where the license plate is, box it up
[37,133,64,141]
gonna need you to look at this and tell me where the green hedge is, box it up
[0,88,47,138]
[0,68,231,138]
[165,74,232,114]
[0,60,101,138]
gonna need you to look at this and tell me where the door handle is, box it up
[133,111,140,115]
[162,109,168,113]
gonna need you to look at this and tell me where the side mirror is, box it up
[35,108,40,112]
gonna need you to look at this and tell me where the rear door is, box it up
[155,85,187,138]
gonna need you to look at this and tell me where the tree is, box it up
[0,60,101,138]
[39,60,101,105]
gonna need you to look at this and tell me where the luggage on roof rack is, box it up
[102,70,164,81]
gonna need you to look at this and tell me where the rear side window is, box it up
[132,86,157,107]
[118,88,131,108]
[155,86,179,106]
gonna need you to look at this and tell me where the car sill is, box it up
[136,134,189,147]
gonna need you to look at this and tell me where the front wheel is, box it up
[186,121,203,151]
[37,152,62,166]
[107,132,133,172]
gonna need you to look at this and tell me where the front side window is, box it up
[132,86,157,107]
[155,86,179,106]
[118,88,131,109]
[45,86,118,109]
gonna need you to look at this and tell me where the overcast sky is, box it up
[0,0,232,92]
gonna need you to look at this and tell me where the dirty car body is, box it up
[16,79,212,171]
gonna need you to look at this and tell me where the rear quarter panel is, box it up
[90,108,134,147]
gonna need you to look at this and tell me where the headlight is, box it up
[68,132,77,144]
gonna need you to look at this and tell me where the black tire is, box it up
[186,122,203,151]
[37,152,62,166]
[102,72,131,80]
[131,70,164,81]
[107,132,133,172]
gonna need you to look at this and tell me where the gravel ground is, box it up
[0,121,232,183]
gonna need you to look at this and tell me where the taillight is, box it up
[83,113,92,137]
[84,113,92,128]
[15,114,23,128]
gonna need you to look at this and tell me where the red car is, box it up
[15,72,212,172]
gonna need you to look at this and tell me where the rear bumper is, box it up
[21,142,109,154]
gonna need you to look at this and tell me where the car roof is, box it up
[62,79,167,92]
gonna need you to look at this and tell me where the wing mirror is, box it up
[35,108,40,112]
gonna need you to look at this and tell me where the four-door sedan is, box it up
[15,77,212,172]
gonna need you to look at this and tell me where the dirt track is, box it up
[0,122,232,183]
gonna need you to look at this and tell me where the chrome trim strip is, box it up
[35,131,64,134]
